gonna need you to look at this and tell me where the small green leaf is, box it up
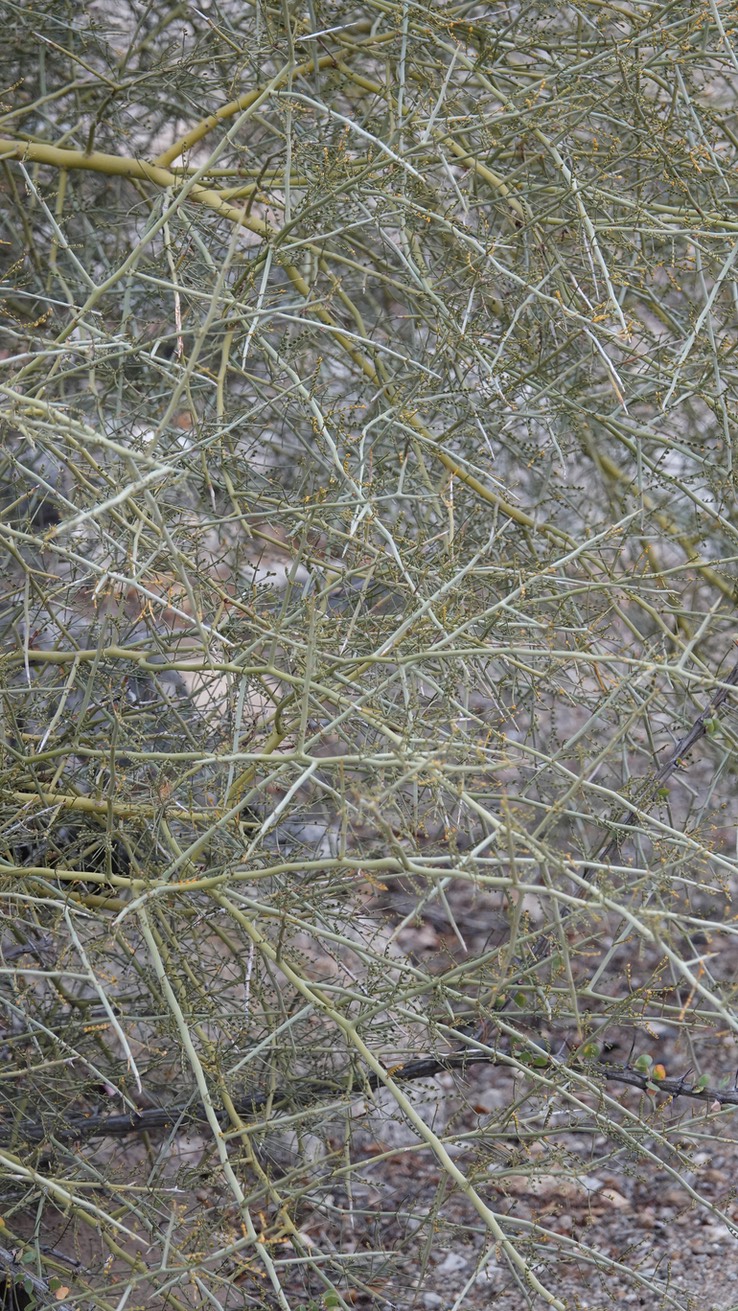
[579,1040,601,1061]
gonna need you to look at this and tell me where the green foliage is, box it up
[1,2,738,1309]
